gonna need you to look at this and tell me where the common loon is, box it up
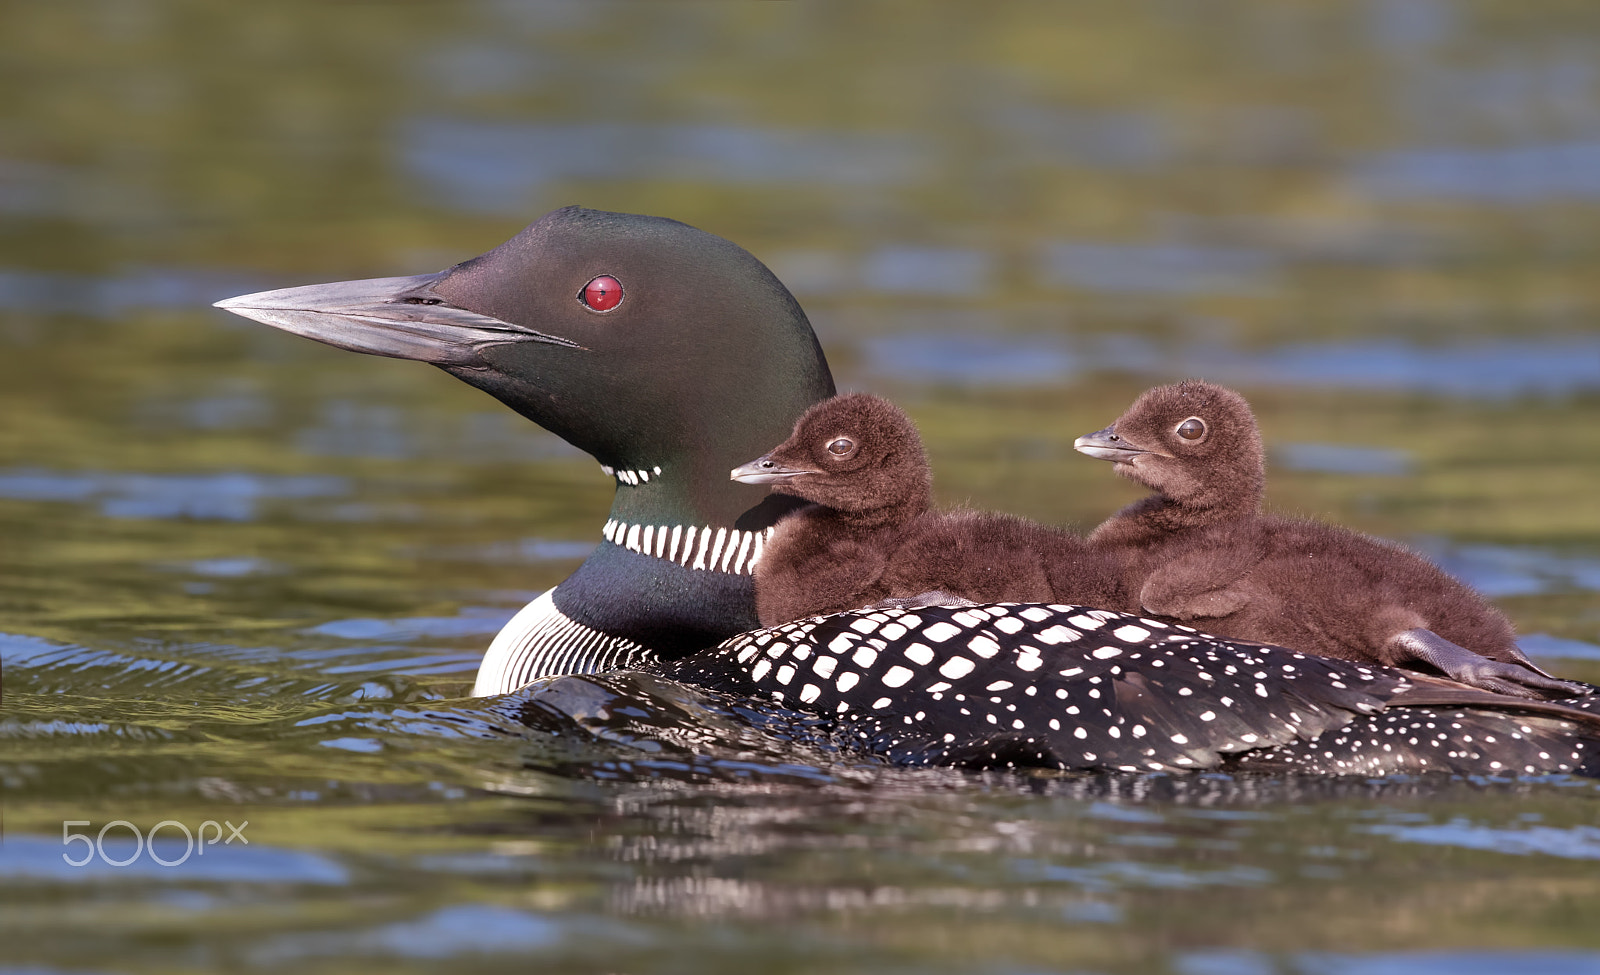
[215,207,1600,777]
[1075,380,1586,700]
[732,391,1122,624]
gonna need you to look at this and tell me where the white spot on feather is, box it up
[882,665,915,687]
[939,656,975,679]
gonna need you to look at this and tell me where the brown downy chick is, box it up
[1075,380,1587,700]
[732,393,934,626]
[734,393,1122,626]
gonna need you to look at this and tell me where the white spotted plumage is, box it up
[652,601,1600,777]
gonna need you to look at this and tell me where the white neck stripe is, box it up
[602,518,771,575]
[599,464,664,486]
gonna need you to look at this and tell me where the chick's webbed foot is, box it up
[1387,628,1593,700]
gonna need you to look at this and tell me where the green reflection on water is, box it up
[4,2,1600,972]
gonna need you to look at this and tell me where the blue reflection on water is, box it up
[1179,949,1600,975]
[765,247,992,297]
[1357,140,1600,202]
[987,104,1172,169]
[402,119,930,212]
[1521,635,1600,662]
[862,333,1077,384]
[185,557,276,578]
[252,904,569,962]
[307,610,516,642]
[1139,337,1600,398]
[864,247,991,296]
[296,402,575,462]
[1415,540,1600,597]
[429,537,597,564]
[149,391,276,431]
[1298,952,1600,975]
[0,632,75,667]
[1274,444,1415,476]
[0,834,349,884]
[1367,0,1456,52]
[1367,818,1600,858]
[0,267,261,319]
[1177,950,1277,975]
[0,470,348,521]
[1038,241,1277,295]
[359,904,563,956]
[320,736,385,753]
[861,331,1600,397]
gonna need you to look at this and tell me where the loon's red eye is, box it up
[580,275,623,312]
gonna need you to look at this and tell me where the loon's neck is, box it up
[474,462,809,695]
[550,458,809,654]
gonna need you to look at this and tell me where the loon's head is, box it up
[216,206,834,529]
[217,207,837,663]
[1074,380,1264,510]
[731,392,932,524]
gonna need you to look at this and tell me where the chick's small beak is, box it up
[730,454,816,484]
[1073,427,1151,463]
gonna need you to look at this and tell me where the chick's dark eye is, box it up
[1176,418,1206,441]
[827,438,855,456]
[579,275,623,312]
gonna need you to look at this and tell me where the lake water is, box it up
[4,3,1600,972]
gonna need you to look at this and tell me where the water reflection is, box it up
[862,331,1075,385]
[1357,142,1600,203]
[295,402,576,462]
[256,904,566,960]
[862,331,1600,397]
[1181,950,1600,975]
[183,557,277,578]
[1522,635,1600,663]
[864,246,991,296]
[0,834,349,885]
[0,267,260,318]
[1416,540,1600,598]
[1365,818,1600,859]
[1039,241,1276,295]
[404,119,931,212]
[1274,444,1415,477]
[306,610,515,641]
[0,469,347,520]
[424,537,597,564]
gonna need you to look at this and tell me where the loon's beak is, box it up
[213,273,584,368]
[730,454,816,484]
[1073,427,1155,463]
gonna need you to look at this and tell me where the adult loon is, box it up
[215,207,1600,777]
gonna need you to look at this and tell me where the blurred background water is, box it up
[3,2,1600,972]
